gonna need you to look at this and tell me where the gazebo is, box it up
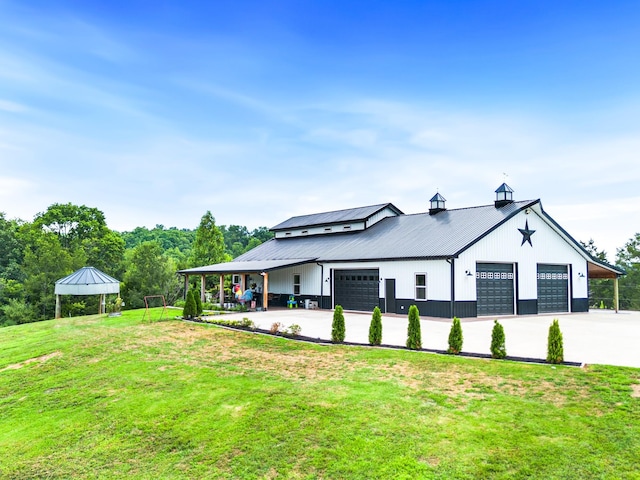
[54,266,121,318]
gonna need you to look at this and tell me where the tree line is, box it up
[1,203,639,327]
[0,203,272,326]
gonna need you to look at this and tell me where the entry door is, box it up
[476,263,515,316]
[537,264,569,313]
[385,278,396,314]
[334,269,380,312]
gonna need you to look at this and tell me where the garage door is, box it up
[334,269,380,312]
[476,263,514,316]
[537,264,569,313]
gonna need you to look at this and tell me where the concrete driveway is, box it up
[202,308,640,368]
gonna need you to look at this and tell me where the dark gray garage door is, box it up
[334,269,380,312]
[476,263,514,316]
[537,264,569,313]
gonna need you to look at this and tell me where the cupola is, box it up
[494,183,514,208]
[429,192,446,215]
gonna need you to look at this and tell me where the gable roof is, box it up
[240,200,539,262]
[270,203,403,231]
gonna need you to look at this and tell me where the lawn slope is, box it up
[1,309,639,479]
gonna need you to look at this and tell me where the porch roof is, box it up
[177,258,317,276]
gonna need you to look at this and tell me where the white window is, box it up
[293,274,301,295]
[415,273,427,300]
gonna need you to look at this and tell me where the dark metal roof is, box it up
[239,200,539,262]
[177,258,317,275]
[495,183,514,194]
[270,203,403,231]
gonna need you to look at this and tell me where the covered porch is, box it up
[177,258,315,310]
[587,259,625,312]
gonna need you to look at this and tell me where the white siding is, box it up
[266,263,322,295]
[365,207,399,228]
[274,221,365,239]
[456,209,588,301]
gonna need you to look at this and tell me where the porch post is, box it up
[614,276,619,313]
[220,274,225,307]
[263,272,269,311]
[183,275,189,300]
[200,275,206,303]
[55,295,61,319]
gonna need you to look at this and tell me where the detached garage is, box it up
[181,184,624,318]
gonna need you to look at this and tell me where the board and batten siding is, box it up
[365,207,400,228]
[456,208,588,302]
[318,260,450,301]
[267,263,322,295]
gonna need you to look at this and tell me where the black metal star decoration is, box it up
[519,220,535,247]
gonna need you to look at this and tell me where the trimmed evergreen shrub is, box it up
[369,306,383,345]
[447,317,463,354]
[194,289,203,316]
[490,320,506,359]
[332,305,345,342]
[182,290,197,319]
[406,305,422,350]
[547,318,564,364]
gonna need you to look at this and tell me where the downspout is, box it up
[447,257,455,318]
[317,262,324,309]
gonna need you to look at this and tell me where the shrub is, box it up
[174,299,186,308]
[447,317,463,354]
[194,290,203,316]
[406,305,422,350]
[182,290,197,319]
[369,306,383,345]
[490,320,506,359]
[270,322,283,334]
[547,319,564,364]
[332,305,345,342]
[287,324,302,337]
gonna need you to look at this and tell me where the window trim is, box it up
[415,273,427,301]
[293,273,301,295]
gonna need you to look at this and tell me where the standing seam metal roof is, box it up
[55,266,121,295]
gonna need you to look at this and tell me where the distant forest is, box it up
[1,203,639,327]
[0,203,273,325]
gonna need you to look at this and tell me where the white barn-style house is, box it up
[179,184,624,318]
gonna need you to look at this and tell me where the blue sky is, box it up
[1,0,639,259]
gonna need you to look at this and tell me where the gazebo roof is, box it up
[55,266,121,295]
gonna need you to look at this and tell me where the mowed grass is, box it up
[1,309,639,479]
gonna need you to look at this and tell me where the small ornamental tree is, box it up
[332,305,345,342]
[447,317,463,354]
[194,289,203,316]
[183,289,197,319]
[406,305,422,350]
[547,318,564,364]
[369,306,383,345]
[490,320,506,359]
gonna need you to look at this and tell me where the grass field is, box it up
[1,309,639,479]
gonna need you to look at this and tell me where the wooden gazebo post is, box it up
[614,277,620,313]
[200,275,206,303]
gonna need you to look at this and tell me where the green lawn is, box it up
[1,309,639,479]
